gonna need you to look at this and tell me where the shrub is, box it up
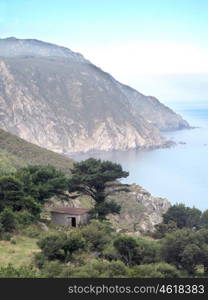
[154,221,177,238]
[137,238,161,264]
[10,238,16,244]
[37,230,87,262]
[34,252,48,269]
[0,264,40,278]
[0,176,24,211]
[102,244,118,261]
[161,229,202,274]
[41,261,65,278]
[0,208,18,233]
[22,225,41,238]
[63,230,86,260]
[113,235,142,266]
[130,263,182,278]
[81,220,113,252]
[37,232,66,260]
[163,204,201,229]
[107,260,129,277]
[67,259,129,278]
[16,210,36,226]
[0,232,12,241]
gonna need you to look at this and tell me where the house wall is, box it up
[51,212,90,226]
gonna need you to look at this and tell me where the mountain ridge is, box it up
[0,37,189,153]
[0,37,87,62]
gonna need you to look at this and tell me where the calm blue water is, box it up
[68,102,208,210]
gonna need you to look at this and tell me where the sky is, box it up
[1,0,208,103]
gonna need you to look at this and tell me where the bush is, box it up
[63,230,86,260]
[66,259,128,278]
[69,249,89,266]
[154,221,177,238]
[107,260,129,277]
[41,261,65,278]
[0,264,40,278]
[0,208,18,233]
[130,263,182,278]
[102,244,118,261]
[37,230,87,262]
[37,232,66,260]
[113,235,142,266]
[68,259,104,278]
[0,176,24,211]
[163,204,201,229]
[81,220,112,252]
[22,225,41,238]
[138,238,162,264]
[16,210,36,226]
[34,252,48,269]
[0,232,12,241]
[161,229,201,274]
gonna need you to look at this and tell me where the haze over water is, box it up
[69,101,208,211]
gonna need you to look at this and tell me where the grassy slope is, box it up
[0,128,73,174]
[0,235,40,267]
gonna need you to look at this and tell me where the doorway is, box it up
[71,217,76,227]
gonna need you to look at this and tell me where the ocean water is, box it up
[68,102,208,211]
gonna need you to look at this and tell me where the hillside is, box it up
[0,37,189,154]
[0,128,73,174]
[0,127,171,236]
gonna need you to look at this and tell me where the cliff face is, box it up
[0,37,189,153]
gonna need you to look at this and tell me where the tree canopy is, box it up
[68,158,129,220]
[16,165,68,203]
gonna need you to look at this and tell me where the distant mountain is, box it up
[0,37,87,62]
[0,128,73,174]
[0,37,189,153]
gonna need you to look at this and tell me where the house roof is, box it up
[50,207,91,215]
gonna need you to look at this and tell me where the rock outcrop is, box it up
[108,184,171,235]
[0,37,189,153]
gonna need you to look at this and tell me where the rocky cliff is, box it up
[107,184,171,234]
[0,37,189,153]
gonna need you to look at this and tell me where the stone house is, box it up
[50,207,91,227]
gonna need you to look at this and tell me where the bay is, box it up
[68,101,208,211]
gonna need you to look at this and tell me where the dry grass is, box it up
[0,235,40,267]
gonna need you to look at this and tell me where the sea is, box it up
[68,101,208,211]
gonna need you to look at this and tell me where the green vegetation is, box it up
[37,230,85,261]
[1,159,208,278]
[0,264,41,278]
[0,128,73,175]
[0,165,70,241]
[68,158,129,220]
[161,228,208,275]
[129,263,182,278]
[155,203,206,238]
[0,235,40,268]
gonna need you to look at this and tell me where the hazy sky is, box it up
[1,0,208,102]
